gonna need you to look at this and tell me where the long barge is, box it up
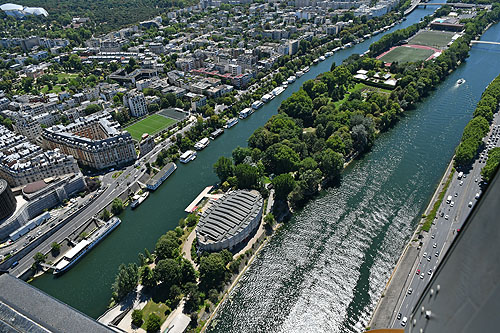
[54,217,121,275]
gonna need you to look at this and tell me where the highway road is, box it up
[391,111,500,328]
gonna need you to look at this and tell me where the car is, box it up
[10,261,18,268]
[428,269,433,275]
[420,273,424,279]
[459,181,463,186]
[440,212,444,217]
[50,223,55,227]
[397,313,402,320]
[401,317,408,327]
[416,269,421,275]
[445,215,449,220]
[450,201,454,207]
[433,243,437,248]
[454,192,458,197]
[475,178,478,182]
[468,201,473,208]
[475,193,480,199]
[435,251,439,257]
[423,252,427,258]
[427,256,431,262]
[431,234,435,239]
[407,288,413,295]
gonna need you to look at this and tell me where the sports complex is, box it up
[125,109,187,141]
[377,30,456,64]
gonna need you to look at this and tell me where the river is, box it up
[31,1,499,323]
[206,19,500,333]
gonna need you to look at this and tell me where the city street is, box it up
[392,111,500,327]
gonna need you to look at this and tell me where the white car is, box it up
[450,201,454,207]
[445,215,449,220]
[468,201,473,208]
[407,288,413,295]
[459,181,463,186]
[475,193,480,199]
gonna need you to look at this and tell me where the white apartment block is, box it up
[123,90,148,117]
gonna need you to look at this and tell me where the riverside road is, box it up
[391,110,500,328]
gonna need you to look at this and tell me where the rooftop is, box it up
[0,274,113,332]
[197,190,263,245]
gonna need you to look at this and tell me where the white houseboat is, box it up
[239,108,254,119]
[54,217,121,275]
[224,117,239,129]
[180,150,197,163]
[194,137,210,150]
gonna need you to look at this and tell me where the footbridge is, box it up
[471,40,500,45]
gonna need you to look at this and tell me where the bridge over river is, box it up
[405,0,490,15]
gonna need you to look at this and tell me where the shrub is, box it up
[131,309,143,327]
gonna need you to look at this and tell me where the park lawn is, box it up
[41,85,63,94]
[379,46,434,64]
[140,300,170,330]
[125,114,177,141]
[409,30,453,48]
[334,83,390,108]
[334,83,365,107]
[56,73,79,83]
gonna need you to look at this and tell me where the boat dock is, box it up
[185,186,213,213]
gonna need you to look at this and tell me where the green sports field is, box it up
[379,46,435,64]
[125,114,177,140]
[409,30,454,49]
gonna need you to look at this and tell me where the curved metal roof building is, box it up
[196,190,263,251]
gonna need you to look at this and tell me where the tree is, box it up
[264,213,275,226]
[318,148,344,180]
[148,103,160,113]
[111,198,124,215]
[272,173,296,201]
[180,258,197,285]
[278,89,314,126]
[213,156,234,182]
[112,263,139,302]
[298,168,323,196]
[145,313,161,332]
[132,309,143,327]
[141,266,156,288]
[263,143,300,175]
[155,231,180,260]
[199,253,226,291]
[184,282,201,313]
[51,242,61,255]
[154,259,181,287]
[481,147,500,182]
[67,54,82,70]
[101,209,111,221]
[84,104,102,115]
[234,163,259,189]
[232,146,252,165]
[33,252,46,268]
